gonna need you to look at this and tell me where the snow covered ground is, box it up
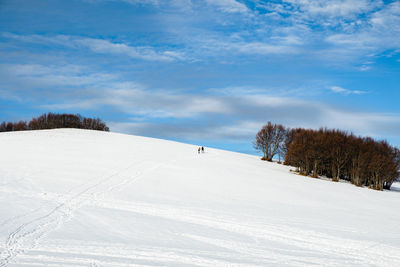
[0,129,399,266]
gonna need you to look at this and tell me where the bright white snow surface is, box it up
[0,129,400,266]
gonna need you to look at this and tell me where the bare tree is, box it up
[0,122,6,132]
[254,122,286,161]
[328,130,351,182]
[13,121,28,131]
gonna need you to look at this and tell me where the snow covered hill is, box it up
[0,129,399,266]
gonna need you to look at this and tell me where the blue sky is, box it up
[1,0,400,154]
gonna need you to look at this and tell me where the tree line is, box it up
[255,122,400,190]
[0,113,109,132]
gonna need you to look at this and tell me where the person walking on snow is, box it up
[201,146,204,153]
[198,147,201,154]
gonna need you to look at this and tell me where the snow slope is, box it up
[0,129,399,266]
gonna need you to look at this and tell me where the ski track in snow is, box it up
[0,159,168,266]
[4,201,400,267]
[85,200,400,266]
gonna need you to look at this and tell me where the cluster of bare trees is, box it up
[0,113,109,132]
[0,121,29,132]
[255,122,400,190]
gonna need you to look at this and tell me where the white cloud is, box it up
[329,86,366,95]
[3,33,184,62]
[0,63,116,88]
[234,42,299,55]
[205,0,248,13]
[325,33,368,46]
[120,0,158,4]
[106,93,400,143]
[359,65,372,71]
[197,37,301,56]
[41,86,232,119]
[252,0,400,66]
[284,0,380,18]
[9,0,396,67]
[84,0,159,5]
[271,35,304,45]
[2,62,399,144]
[75,37,184,62]
[89,0,249,14]
[324,2,400,56]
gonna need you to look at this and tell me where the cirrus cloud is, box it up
[329,86,366,95]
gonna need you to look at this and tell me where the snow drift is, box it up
[0,129,399,266]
